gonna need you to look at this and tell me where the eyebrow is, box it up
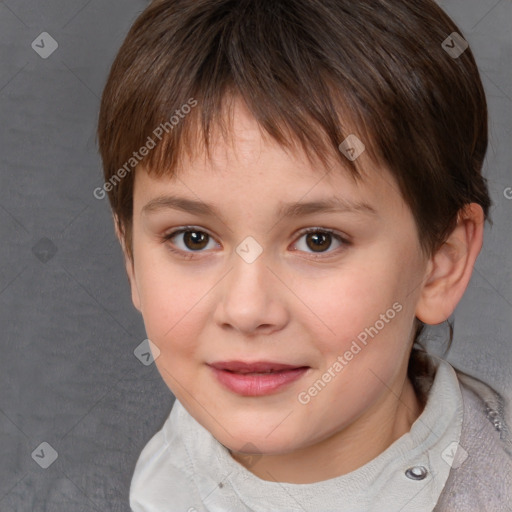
[141,194,378,219]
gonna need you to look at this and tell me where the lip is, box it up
[208,360,310,396]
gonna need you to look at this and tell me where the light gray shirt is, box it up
[130,358,511,511]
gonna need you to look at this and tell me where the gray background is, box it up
[0,0,510,510]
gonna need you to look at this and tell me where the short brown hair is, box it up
[97,0,492,367]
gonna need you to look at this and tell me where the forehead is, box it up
[134,100,403,219]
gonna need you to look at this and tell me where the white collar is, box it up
[162,358,464,511]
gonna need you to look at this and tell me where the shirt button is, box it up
[405,466,428,480]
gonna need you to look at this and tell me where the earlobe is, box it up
[415,204,484,325]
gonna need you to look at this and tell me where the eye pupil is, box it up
[184,231,208,250]
[306,232,331,252]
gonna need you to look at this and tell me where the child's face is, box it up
[127,100,430,459]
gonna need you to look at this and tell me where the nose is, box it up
[213,248,289,336]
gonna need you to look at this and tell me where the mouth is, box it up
[208,361,310,396]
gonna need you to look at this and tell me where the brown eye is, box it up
[293,228,347,256]
[305,231,333,252]
[163,228,216,253]
[182,230,209,250]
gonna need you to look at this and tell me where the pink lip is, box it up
[208,361,310,396]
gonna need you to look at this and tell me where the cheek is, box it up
[136,264,209,395]
[134,251,208,356]
[293,259,403,354]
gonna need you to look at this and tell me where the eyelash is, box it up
[161,226,351,260]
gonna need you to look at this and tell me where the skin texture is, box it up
[119,99,484,484]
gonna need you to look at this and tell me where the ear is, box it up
[415,203,484,325]
[113,215,142,312]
